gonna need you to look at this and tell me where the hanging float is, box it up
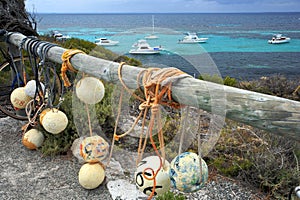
[22,128,45,150]
[76,76,105,104]
[39,108,68,134]
[169,152,208,193]
[78,162,106,189]
[24,80,45,98]
[79,135,110,163]
[10,87,32,109]
[135,156,171,196]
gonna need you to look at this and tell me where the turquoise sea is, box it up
[36,13,300,80]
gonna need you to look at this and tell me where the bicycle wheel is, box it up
[0,57,62,120]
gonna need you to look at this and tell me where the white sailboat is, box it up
[145,15,158,40]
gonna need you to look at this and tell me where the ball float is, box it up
[10,87,32,109]
[22,129,45,150]
[39,108,68,134]
[78,162,105,189]
[75,77,105,104]
[24,80,45,98]
[79,135,109,163]
[169,152,208,193]
[135,156,171,196]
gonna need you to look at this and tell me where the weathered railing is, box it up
[6,32,300,141]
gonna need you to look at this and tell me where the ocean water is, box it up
[36,13,300,80]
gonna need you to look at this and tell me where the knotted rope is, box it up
[61,49,86,87]
[107,62,190,199]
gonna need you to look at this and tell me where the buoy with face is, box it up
[75,77,105,104]
[135,156,171,196]
[39,108,68,134]
[78,162,105,189]
[79,135,109,163]
[22,129,45,150]
[10,87,32,109]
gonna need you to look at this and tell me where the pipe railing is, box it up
[4,32,300,141]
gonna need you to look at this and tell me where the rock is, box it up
[107,179,148,200]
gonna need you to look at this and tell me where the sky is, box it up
[25,0,300,13]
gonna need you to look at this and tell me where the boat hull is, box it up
[268,38,290,44]
[178,38,208,44]
[129,50,160,55]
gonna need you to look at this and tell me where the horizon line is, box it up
[33,11,300,14]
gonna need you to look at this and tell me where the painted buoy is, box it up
[10,87,32,109]
[169,152,208,193]
[22,129,45,150]
[39,108,68,134]
[79,135,109,163]
[76,77,105,104]
[78,162,105,189]
[135,156,171,196]
[24,80,45,98]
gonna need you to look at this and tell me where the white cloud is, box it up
[25,0,300,13]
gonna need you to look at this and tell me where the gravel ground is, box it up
[0,117,268,200]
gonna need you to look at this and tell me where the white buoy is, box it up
[22,129,45,150]
[295,186,300,198]
[39,108,68,134]
[24,80,45,98]
[135,156,171,196]
[76,77,105,104]
[10,87,32,109]
[78,162,105,189]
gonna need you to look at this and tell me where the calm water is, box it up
[36,13,300,80]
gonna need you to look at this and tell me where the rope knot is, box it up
[61,49,86,87]
[150,104,159,114]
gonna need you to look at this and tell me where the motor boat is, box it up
[95,38,119,46]
[129,40,161,54]
[268,34,290,44]
[178,32,208,44]
[51,30,71,41]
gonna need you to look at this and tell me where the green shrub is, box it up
[156,191,186,200]
[207,120,300,199]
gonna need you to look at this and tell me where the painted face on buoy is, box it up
[79,135,109,163]
[75,77,105,104]
[135,156,171,196]
[169,152,208,193]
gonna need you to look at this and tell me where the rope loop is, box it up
[61,49,86,87]
[109,64,191,200]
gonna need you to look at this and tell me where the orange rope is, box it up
[114,63,189,199]
[61,49,86,87]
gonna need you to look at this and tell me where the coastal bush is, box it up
[199,74,238,87]
[207,120,300,199]
[238,74,300,101]
[156,191,185,200]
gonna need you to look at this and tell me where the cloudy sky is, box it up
[25,0,300,13]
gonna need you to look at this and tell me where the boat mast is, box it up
[152,15,155,34]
